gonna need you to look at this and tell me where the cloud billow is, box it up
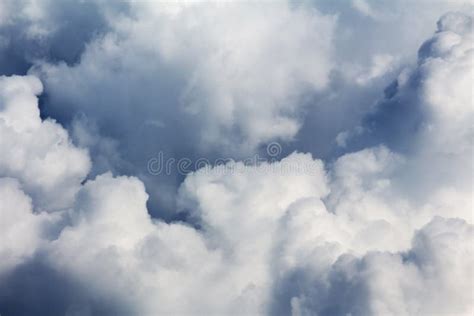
[0,2,473,315]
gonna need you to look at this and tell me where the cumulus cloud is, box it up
[36,147,472,315]
[292,0,472,158]
[35,2,335,153]
[357,11,473,211]
[26,1,338,215]
[0,0,121,76]
[3,0,466,216]
[0,178,52,276]
[0,75,90,210]
[0,2,473,316]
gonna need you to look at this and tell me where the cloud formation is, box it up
[22,1,340,215]
[36,2,335,153]
[0,2,473,316]
[0,75,90,210]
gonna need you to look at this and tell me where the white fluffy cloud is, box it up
[279,216,473,316]
[0,3,473,316]
[35,2,335,154]
[27,1,338,215]
[0,178,53,276]
[0,74,89,281]
[0,75,90,211]
[9,0,468,217]
[41,146,472,315]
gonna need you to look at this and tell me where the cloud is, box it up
[38,146,472,315]
[0,3,473,316]
[0,0,466,217]
[0,75,90,211]
[0,178,52,276]
[26,1,337,216]
[34,2,335,154]
[0,0,120,76]
[273,216,473,316]
[345,11,472,157]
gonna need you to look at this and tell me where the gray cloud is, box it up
[0,2,473,316]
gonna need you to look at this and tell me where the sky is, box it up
[0,0,473,315]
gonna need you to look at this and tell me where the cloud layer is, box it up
[0,2,473,315]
